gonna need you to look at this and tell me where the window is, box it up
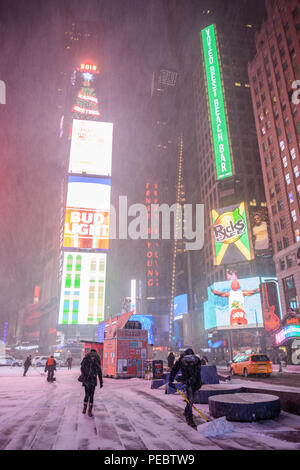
[288,192,294,203]
[276,125,282,136]
[286,255,293,268]
[274,221,280,233]
[280,140,285,151]
[283,236,290,248]
[270,187,275,198]
[277,240,283,251]
[291,210,297,222]
[273,167,278,177]
[268,134,273,144]
[294,165,299,177]
[291,148,296,160]
[265,156,270,166]
[285,173,291,185]
[280,217,287,229]
[280,258,285,270]
[272,204,277,215]
[282,156,288,168]
[297,184,300,197]
[263,141,268,151]
[275,182,281,193]
[278,199,284,211]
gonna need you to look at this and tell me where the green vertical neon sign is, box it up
[201,24,233,180]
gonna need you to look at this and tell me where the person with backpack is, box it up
[45,356,56,382]
[80,349,103,417]
[169,348,202,429]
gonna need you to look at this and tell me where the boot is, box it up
[88,404,94,417]
[82,403,88,414]
[186,416,197,430]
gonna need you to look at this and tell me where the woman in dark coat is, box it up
[80,350,103,417]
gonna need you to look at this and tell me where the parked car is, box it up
[229,353,272,377]
[0,356,23,367]
[31,356,49,367]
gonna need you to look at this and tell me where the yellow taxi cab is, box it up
[230,353,272,377]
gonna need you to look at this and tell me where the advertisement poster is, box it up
[211,202,254,266]
[204,277,264,330]
[63,175,111,250]
[201,24,233,180]
[69,119,113,176]
[58,252,107,325]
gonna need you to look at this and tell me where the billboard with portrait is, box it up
[204,277,265,330]
[211,202,254,266]
[69,119,113,176]
[63,175,111,250]
[58,251,107,325]
[249,206,273,258]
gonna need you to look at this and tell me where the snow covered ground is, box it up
[0,366,300,450]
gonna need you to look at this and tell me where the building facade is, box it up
[248,0,300,362]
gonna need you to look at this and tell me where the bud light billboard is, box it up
[211,202,254,266]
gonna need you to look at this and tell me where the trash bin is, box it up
[152,360,164,379]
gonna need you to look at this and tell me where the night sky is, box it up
[0,0,176,324]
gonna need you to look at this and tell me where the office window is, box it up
[291,210,297,222]
[294,165,299,178]
[280,217,286,229]
[285,173,291,185]
[282,156,288,168]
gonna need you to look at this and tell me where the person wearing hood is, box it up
[169,348,202,429]
[167,351,175,370]
[80,349,103,417]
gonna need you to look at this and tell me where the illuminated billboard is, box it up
[204,277,266,330]
[58,251,107,325]
[201,24,233,180]
[249,206,273,258]
[174,294,188,320]
[211,202,254,266]
[63,175,110,250]
[69,119,113,176]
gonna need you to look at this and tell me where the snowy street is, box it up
[1,366,300,451]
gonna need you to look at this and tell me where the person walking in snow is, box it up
[45,356,56,382]
[23,355,32,376]
[167,351,175,370]
[169,348,202,429]
[80,349,103,417]
[67,356,73,370]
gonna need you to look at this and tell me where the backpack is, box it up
[181,354,202,390]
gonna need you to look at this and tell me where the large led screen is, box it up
[174,294,188,319]
[69,119,113,176]
[204,277,266,330]
[58,252,107,325]
[201,24,233,180]
[211,202,254,266]
[63,175,110,250]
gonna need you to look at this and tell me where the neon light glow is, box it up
[79,64,99,73]
[274,325,300,346]
[77,93,98,104]
[201,24,233,180]
[72,104,100,117]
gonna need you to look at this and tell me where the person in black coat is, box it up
[80,349,103,417]
[169,348,202,429]
[23,355,32,376]
[167,351,175,369]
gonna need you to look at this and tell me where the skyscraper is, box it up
[248,0,300,359]
[163,0,277,355]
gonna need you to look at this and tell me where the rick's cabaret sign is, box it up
[211,202,254,266]
[201,24,233,180]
